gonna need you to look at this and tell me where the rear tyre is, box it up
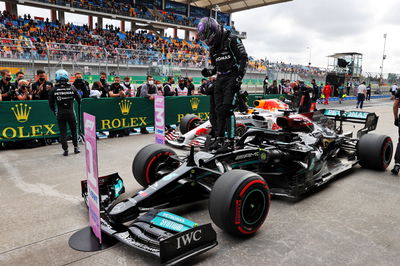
[358,134,393,170]
[132,144,178,187]
[209,170,270,236]
[179,114,202,134]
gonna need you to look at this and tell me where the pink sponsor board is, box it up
[84,113,102,243]
[154,96,165,144]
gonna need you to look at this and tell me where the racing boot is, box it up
[74,146,80,154]
[63,149,68,156]
[208,137,224,152]
[391,164,400,175]
[216,139,235,154]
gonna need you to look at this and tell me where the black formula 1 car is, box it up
[81,108,393,263]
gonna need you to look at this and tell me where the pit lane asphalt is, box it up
[1,97,399,266]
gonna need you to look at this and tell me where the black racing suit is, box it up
[48,82,81,151]
[394,90,400,165]
[204,81,217,137]
[203,30,248,139]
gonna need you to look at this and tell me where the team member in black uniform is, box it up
[48,69,81,156]
[298,81,312,113]
[197,17,248,153]
[0,69,16,101]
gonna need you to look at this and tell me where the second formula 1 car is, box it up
[165,98,290,149]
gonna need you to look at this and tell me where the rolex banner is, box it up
[80,97,155,132]
[0,100,78,142]
[164,96,210,125]
[0,94,282,142]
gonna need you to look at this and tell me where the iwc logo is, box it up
[11,103,31,123]
[190,97,200,111]
[119,99,132,115]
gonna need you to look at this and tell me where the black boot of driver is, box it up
[208,137,224,152]
[63,149,68,156]
[216,139,235,154]
[391,163,400,175]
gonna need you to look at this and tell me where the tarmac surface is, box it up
[1,97,400,266]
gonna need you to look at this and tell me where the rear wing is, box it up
[318,109,379,137]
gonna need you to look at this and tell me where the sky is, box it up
[2,0,399,73]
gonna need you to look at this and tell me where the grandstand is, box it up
[0,0,297,85]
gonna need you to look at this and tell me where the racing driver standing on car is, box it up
[197,17,248,153]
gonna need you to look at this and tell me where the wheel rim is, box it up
[383,140,393,165]
[241,189,266,225]
[146,152,177,184]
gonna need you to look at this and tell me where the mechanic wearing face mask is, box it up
[197,17,248,153]
[0,69,15,101]
[13,71,25,88]
[163,76,176,96]
[138,75,157,134]
[48,69,81,156]
[72,72,90,98]
[175,78,189,96]
[121,76,136,97]
[32,70,53,100]
[92,72,109,97]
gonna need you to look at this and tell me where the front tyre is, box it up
[209,170,270,236]
[358,134,393,170]
[179,114,202,134]
[132,144,178,187]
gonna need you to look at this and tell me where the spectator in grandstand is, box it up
[108,76,125,97]
[163,76,176,96]
[263,76,269,95]
[175,78,188,96]
[366,84,372,101]
[356,82,367,109]
[13,71,25,88]
[15,80,32,100]
[0,69,15,101]
[268,80,279,94]
[93,72,110,98]
[31,70,53,100]
[187,77,195,96]
[48,69,81,156]
[323,82,332,105]
[198,78,208,95]
[121,76,135,97]
[138,75,157,134]
[73,72,90,98]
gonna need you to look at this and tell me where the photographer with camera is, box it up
[72,72,90,98]
[92,72,110,97]
[15,80,32,100]
[32,70,53,100]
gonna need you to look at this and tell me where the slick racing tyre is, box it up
[132,144,179,187]
[209,170,270,236]
[180,114,202,134]
[357,134,393,170]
